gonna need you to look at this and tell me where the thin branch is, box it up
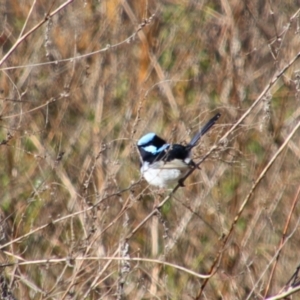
[264,184,300,297]
[0,183,140,250]
[197,117,300,299]
[0,12,155,71]
[0,0,74,68]
[1,255,210,280]
[265,285,300,300]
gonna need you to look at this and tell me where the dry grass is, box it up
[1,1,300,299]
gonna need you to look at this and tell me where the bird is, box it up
[137,113,221,188]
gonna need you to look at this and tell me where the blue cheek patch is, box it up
[143,145,157,153]
[143,143,169,154]
[137,133,156,146]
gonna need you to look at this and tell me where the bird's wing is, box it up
[150,159,190,170]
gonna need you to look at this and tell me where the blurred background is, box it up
[1,1,300,299]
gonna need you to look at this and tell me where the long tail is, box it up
[187,113,221,149]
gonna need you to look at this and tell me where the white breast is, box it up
[141,160,190,188]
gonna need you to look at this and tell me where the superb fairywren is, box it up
[137,113,221,188]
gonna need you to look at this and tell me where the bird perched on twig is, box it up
[137,113,221,188]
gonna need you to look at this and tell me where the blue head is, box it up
[137,133,157,147]
[137,133,170,163]
[137,133,169,154]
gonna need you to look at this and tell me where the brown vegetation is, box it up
[1,1,300,299]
